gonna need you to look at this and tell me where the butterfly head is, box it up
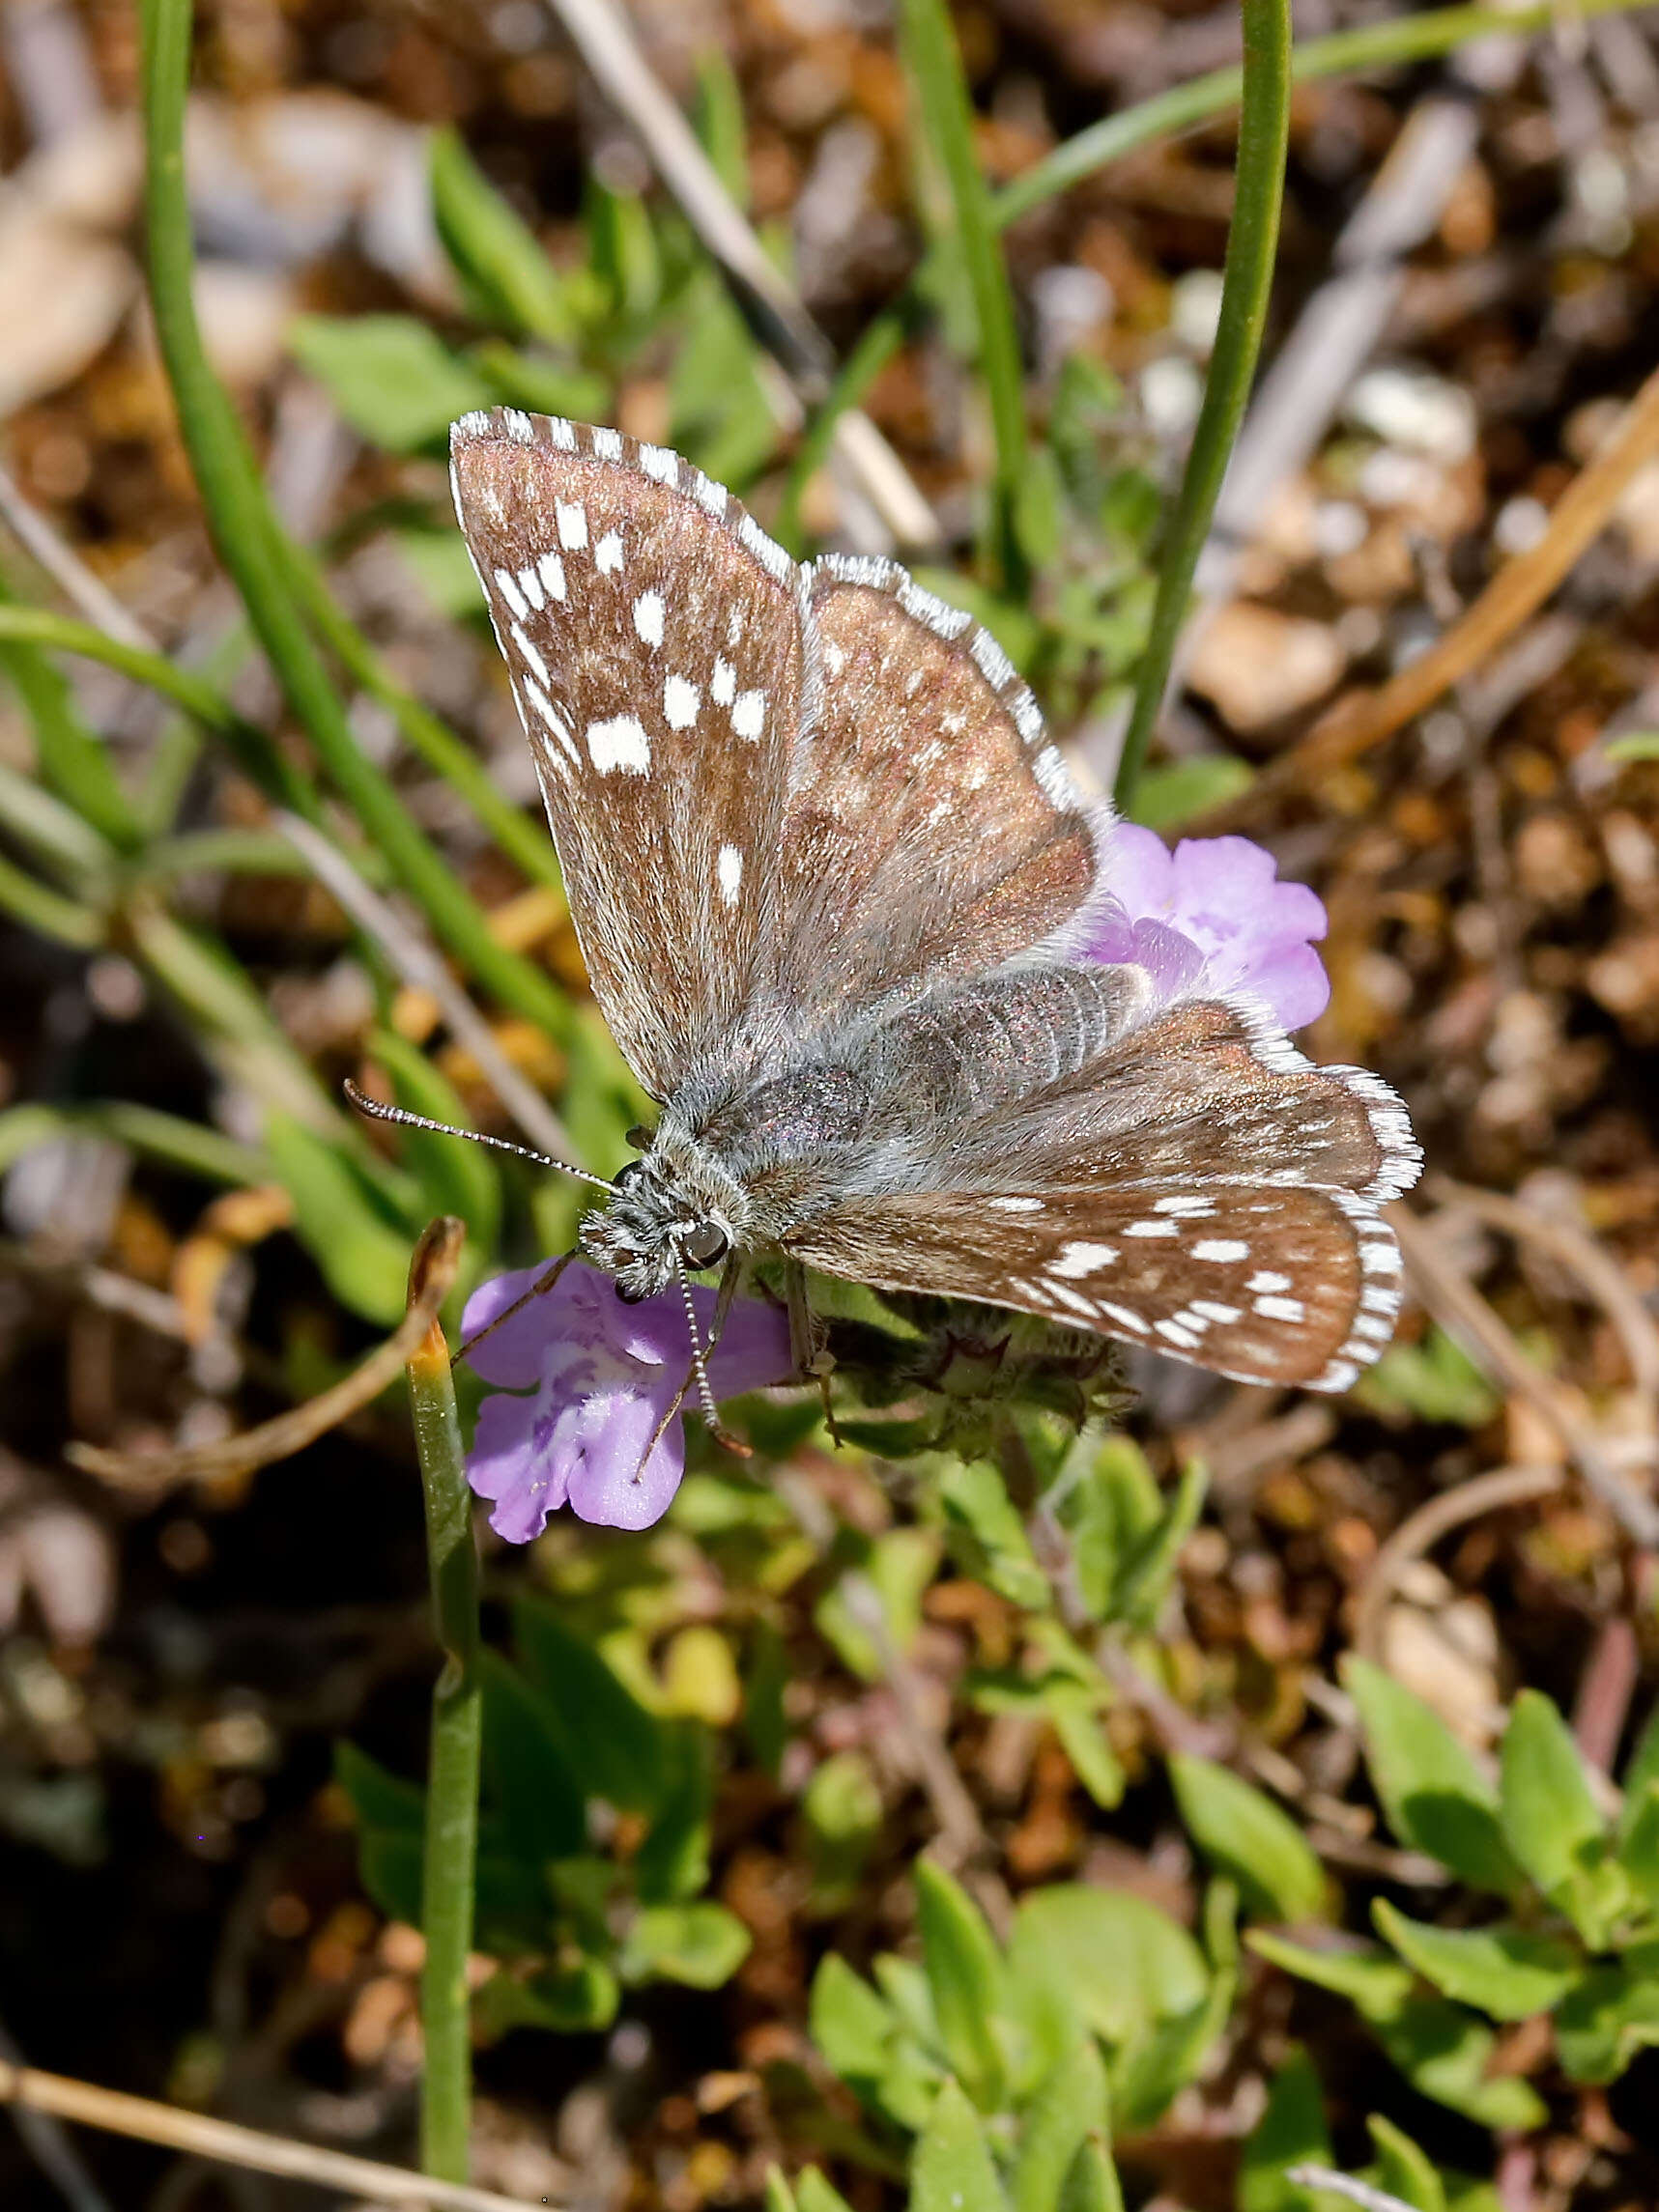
[580,1138,746,1301]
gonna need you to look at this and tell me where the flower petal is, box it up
[564,1375,688,1530]
[468,1388,569,1543]
[461,1262,576,1387]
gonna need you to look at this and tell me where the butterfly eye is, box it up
[614,1160,646,1191]
[679,1222,729,1271]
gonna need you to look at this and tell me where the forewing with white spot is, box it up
[451,409,804,1099]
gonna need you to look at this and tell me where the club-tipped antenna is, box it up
[344,1079,615,1193]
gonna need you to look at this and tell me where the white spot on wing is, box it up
[1254,1294,1306,1323]
[739,512,794,582]
[1248,1271,1292,1293]
[517,563,545,612]
[537,551,566,602]
[591,426,622,460]
[638,442,678,485]
[1097,1302,1150,1335]
[494,567,528,621]
[717,844,743,906]
[633,590,665,647]
[989,1197,1043,1213]
[501,410,535,442]
[1125,1219,1179,1238]
[544,416,575,450]
[586,714,650,775]
[695,473,729,517]
[664,675,701,730]
[711,658,736,706]
[731,690,766,741]
[1051,1240,1118,1277]
[510,623,551,688]
[1193,1239,1251,1263]
[595,531,624,575]
[556,501,588,552]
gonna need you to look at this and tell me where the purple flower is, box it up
[462,1262,791,1540]
[1083,825,1330,1031]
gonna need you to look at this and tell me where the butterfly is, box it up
[441,406,1420,1395]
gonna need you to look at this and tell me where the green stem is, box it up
[405,1223,481,2186]
[775,313,908,556]
[0,605,313,809]
[0,850,103,947]
[1114,0,1292,808]
[0,1100,267,1184]
[895,0,1027,586]
[138,0,571,1043]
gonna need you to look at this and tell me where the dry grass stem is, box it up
[0,2060,550,2212]
[1352,1461,1560,1666]
[68,1218,466,1488]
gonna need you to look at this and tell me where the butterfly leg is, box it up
[784,1260,843,1446]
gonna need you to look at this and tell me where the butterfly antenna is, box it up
[344,1079,615,1192]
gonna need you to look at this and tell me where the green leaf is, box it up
[743,1620,790,1780]
[288,314,488,452]
[1013,2037,1110,2212]
[1618,1779,1659,1905]
[893,0,1026,586]
[334,1741,424,1835]
[1169,1755,1326,1923]
[479,1653,586,1867]
[1621,1699,1659,1825]
[1127,755,1254,833]
[1007,1885,1209,2051]
[1375,1998,1546,2131]
[266,1114,415,1322]
[619,1902,751,1989]
[763,2168,798,2212]
[810,1953,896,2091]
[1343,1658,1520,1895]
[692,45,749,206]
[1605,729,1659,762]
[1372,1902,1578,2022]
[940,1459,1051,1610]
[1499,1688,1609,1930]
[1057,2137,1124,2212]
[1239,2048,1331,2212]
[1014,445,1065,569]
[634,1723,713,1903]
[802,1751,882,1904]
[1246,1931,1415,2020]
[911,2079,1007,2212]
[474,1958,619,2035]
[1049,1695,1126,1810]
[1110,1968,1233,2131]
[1353,1326,1501,1428]
[915,1859,1007,2110]
[429,126,573,342]
[796,2171,858,2212]
[1367,2114,1446,2212]
[1050,1432,1162,1623]
[1105,1457,1208,1629]
[513,1596,667,1813]
[1555,1949,1659,2084]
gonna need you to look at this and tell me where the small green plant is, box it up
[1255,1659,1659,2125]
[338,1594,751,2033]
[810,1857,1231,2153]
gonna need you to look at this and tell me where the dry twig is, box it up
[1353,1461,1560,1666]
[1206,358,1659,826]
[68,1217,466,1487]
[1391,1207,1659,1546]
[0,2059,549,2212]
